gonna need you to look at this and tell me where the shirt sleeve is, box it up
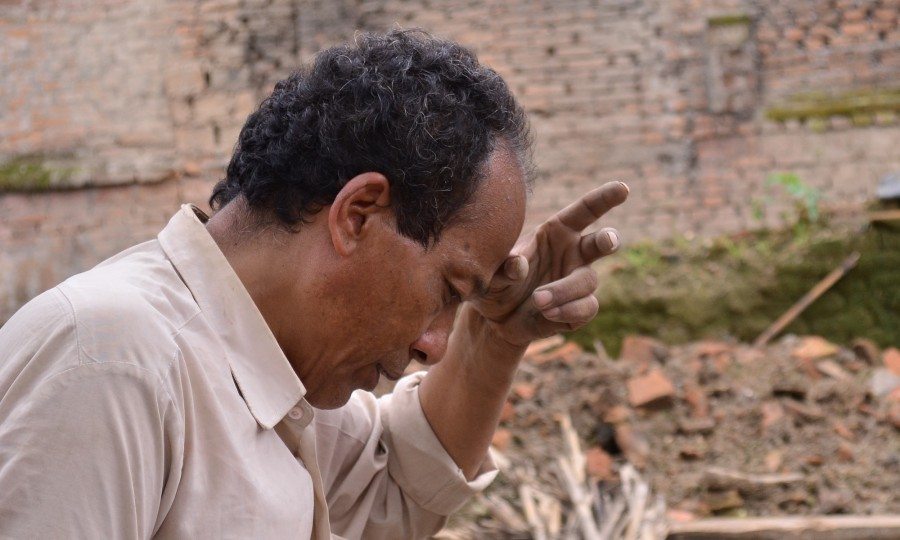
[0,358,182,539]
[313,372,497,540]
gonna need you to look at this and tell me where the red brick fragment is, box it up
[832,420,855,441]
[491,428,512,451]
[760,401,785,430]
[512,382,537,400]
[499,400,515,423]
[603,405,630,424]
[530,341,582,365]
[620,335,667,372]
[883,348,900,376]
[802,454,824,466]
[627,369,676,408]
[683,383,710,418]
[837,442,854,462]
[585,447,614,480]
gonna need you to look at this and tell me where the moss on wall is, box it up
[707,14,752,27]
[0,156,76,192]
[765,88,900,123]
[570,222,900,356]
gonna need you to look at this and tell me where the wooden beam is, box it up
[869,209,900,222]
[668,515,900,540]
[753,252,860,348]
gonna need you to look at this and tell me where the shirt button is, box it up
[288,407,303,420]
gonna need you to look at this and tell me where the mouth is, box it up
[377,364,402,382]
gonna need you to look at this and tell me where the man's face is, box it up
[299,148,527,408]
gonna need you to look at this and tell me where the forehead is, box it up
[436,148,527,280]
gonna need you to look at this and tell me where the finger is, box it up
[541,294,599,324]
[503,254,529,281]
[578,227,620,264]
[532,266,599,310]
[554,181,629,232]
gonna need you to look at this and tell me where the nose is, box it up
[410,306,457,366]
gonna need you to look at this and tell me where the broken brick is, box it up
[760,401,786,430]
[665,509,697,523]
[614,424,650,468]
[783,400,825,420]
[764,450,783,472]
[678,417,716,434]
[832,420,855,442]
[499,400,515,423]
[603,405,630,424]
[620,335,667,371]
[683,383,710,418]
[792,336,839,360]
[491,428,512,451]
[627,369,676,408]
[802,454,824,467]
[512,382,537,400]
[837,442,854,462]
[524,335,564,358]
[530,341,582,365]
[883,348,900,376]
[585,446,614,480]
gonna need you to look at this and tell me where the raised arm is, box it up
[419,181,629,478]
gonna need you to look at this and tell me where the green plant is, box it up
[766,172,822,237]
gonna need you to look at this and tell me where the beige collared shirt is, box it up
[0,205,496,539]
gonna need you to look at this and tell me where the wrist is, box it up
[453,304,527,383]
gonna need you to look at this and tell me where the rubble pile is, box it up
[442,334,900,537]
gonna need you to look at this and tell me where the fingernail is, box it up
[618,181,630,194]
[533,289,553,308]
[543,307,560,319]
[606,230,620,251]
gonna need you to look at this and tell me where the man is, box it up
[0,30,626,538]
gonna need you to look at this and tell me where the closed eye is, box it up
[445,280,463,305]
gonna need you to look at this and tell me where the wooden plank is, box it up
[869,209,900,223]
[668,515,900,540]
[753,252,860,348]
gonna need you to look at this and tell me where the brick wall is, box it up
[2,0,899,321]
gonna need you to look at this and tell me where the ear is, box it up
[327,172,392,256]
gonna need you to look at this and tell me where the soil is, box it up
[440,334,900,537]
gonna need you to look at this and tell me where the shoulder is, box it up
[55,240,199,375]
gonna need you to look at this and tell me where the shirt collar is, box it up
[158,204,305,429]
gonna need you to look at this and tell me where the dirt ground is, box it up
[439,334,900,537]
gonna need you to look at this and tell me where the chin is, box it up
[303,387,353,410]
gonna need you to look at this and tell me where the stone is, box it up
[614,424,650,468]
[764,450,783,472]
[705,489,743,512]
[870,368,900,398]
[627,369,676,408]
[678,417,716,434]
[817,359,852,381]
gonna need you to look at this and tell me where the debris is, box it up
[603,405,630,424]
[627,369,675,408]
[585,447,614,480]
[499,400,515,423]
[817,359,852,381]
[850,338,880,363]
[620,335,668,366]
[764,450,783,472]
[702,467,805,496]
[760,401,786,430]
[491,428,512,451]
[512,382,537,400]
[614,424,650,469]
[792,336,840,360]
[753,251,860,347]
[677,417,716,434]
[783,400,825,420]
[530,341,582,365]
[668,515,900,539]
[889,404,900,429]
[832,420,855,441]
[704,489,743,512]
[883,347,900,376]
[870,368,900,398]
[836,442,854,462]
[682,383,710,418]
[524,334,565,357]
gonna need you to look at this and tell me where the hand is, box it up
[471,181,629,347]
